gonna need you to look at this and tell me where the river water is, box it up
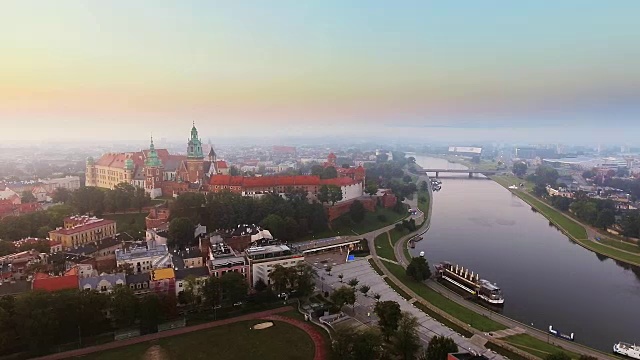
[411,155,640,352]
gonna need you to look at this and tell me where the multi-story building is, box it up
[42,176,81,193]
[126,272,151,296]
[79,273,126,293]
[150,268,176,295]
[175,267,210,298]
[115,241,171,274]
[48,215,116,249]
[245,244,304,288]
[208,241,250,283]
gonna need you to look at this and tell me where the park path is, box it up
[265,315,329,360]
[33,307,295,360]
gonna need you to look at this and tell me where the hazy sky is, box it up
[1,1,639,144]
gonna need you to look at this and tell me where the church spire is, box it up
[187,123,204,159]
[145,135,162,167]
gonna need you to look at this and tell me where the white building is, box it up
[42,176,81,193]
[115,242,171,274]
[245,244,304,287]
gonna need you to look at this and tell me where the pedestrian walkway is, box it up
[487,327,526,339]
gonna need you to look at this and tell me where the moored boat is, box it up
[434,262,504,305]
[614,342,640,359]
[548,325,574,341]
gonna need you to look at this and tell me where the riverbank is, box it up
[491,174,640,267]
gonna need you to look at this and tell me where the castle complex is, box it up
[86,123,365,202]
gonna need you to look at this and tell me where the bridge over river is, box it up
[422,169,498,178]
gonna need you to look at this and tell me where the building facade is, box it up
[48,216,117,249]
[245,245,304,287]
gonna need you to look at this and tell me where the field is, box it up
[82,319,316,360]
[598,237,640,253]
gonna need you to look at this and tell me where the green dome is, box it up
[124,158,134,170]
[86,156,95,165]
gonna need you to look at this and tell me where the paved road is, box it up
[388,174,619,360]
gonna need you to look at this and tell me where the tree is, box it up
[545,352,571,360]
[317,185,330,204]
[292,262,317,296]
[350,200,366,223]
[21,190,36,204]
[321,166,338,179]
[254,278,268,292]
[348,278,359,288]
[15,291,59,355]
[138,293,162,334]
[116,262,134,276]
[328,185,343,205]
[221,272,248,305]
[230,166,240,176]
[178,275,197,306]
[374,300,402,340]
[365,182,379,197]
[595,208,616,230]
[111,285,138,329]
[419,181,428,192]
[402,175,413,184]
[202,277,222,309]
[261,214,286,240]
[330,286,356,309]
[406,256,432,282]
[168,217,195,249]
[373,293,381,301]
[332,328,384,360]
[0,240,16,257]
[338,273,344,283]
[311,164,325,177]
[534,165,559,186]
[359,285,370,297]
[269,265,295,293]
[0,296,18,354]
[52,187,72,204]
[425,335,457,360]
[512,162,528,177]
[392,312,422,360]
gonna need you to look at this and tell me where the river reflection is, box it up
[412,155,640,351]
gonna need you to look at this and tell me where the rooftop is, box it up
[175,267,210,280]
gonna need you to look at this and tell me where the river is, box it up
[411,155,640,352]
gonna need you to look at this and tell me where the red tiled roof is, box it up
[320,178,359,186]
[32,274,79,292]
[216,160,228,169]
[50,219,115,236]
[210,175,323,188]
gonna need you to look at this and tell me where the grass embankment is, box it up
[383,262,505,332]
[84,319,316,360]
[417,190,430,215]
[516,191,588,240]
[493,176,640,265]
[374,232,397,262]
[302,207,406,240]
[598,238,640,253]
[503,334,581,360]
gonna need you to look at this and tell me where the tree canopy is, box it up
[168,217,195,249]
[406,256,431,282]
[374,300,402,340]
[425,335,457,360]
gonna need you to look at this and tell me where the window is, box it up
[143,283,148,288]
[101,285,107,292]
[136,283,141,289]
[179,283,183,288]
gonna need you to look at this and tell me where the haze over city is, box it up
[1,1,639,144]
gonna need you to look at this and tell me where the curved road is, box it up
[388,174,618,360]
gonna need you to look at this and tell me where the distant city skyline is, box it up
[1,1,639,143]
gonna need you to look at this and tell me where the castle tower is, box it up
[85,157,96,187]
[185,123,205,183]
[124,154,134,184]
[145,136,164,198]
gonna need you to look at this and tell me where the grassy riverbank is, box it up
[383,262,506,332]
[503,334,581,359]
[492,175,640,266]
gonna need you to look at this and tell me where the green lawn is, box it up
[82,319,316,360]
[503,334,581,359]
[515,191,588,240]
[374,232,397,261]
[598,238,640,253]
[579,239,640,265]
[417,189,430,215]
[383,262,505,332]
[300,207,407,240]
[389,228,408,245]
